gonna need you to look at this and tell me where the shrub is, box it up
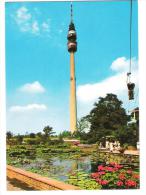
[8,149,32,157]
[91,162,139,189]
[67,171,101,190]
[24,138,40,145]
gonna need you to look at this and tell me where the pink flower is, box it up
[118,174,126,180]
[91,172,100,179]
[98,171,106,175]
[116,181,124,186]
[96,178,101,183]
[100,180,109,185]
[125,180,137,187]
[98,165,105,171]
[115,164,123,169]
[113,167,119,171]
[109,162,116,166]
[96,179,109,186]
[109,162,123,170]
[127,170,132,174]
[105,166,114,172]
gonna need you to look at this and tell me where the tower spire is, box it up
[71,2,73,22]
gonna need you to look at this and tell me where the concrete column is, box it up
[134,112,136,120]
[70,52,77,133]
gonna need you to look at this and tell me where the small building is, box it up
[128,107,139,125]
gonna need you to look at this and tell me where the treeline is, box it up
[7,94,139,147]
[6,125,60,145]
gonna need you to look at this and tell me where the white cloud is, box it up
[111,57,138,72]
[32,21,39,34]
[77,57,138,116]
[9,104,47,113]
[14,6,32,32]
[13,6,51,37]
[42,21,50,32]
[77,73,125,103]
[16,6,31,23]
[7,103,69,134]
[19,81,46,94]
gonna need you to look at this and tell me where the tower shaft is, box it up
[67,3,77,133]
[70,52,77,133]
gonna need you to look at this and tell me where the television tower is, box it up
[67,3,77,134]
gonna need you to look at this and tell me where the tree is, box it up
[34,132,43,144]
[87,94,128,143]
[16,134,23,144]
[58,133,64,143]
[43,125,55,142]
[77,117,90,133]
[36,132,42,138]
[29,133,36,138]
[6,131,13,145]
[115,123,139,147]
[60,130,72,138]
[6,131,13,140]
[70,117,90,140]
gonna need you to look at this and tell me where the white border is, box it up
[138,0,146,193]
[0,0,146,195]
[0,0,6,193]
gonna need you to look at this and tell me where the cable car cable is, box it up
[129,0,132,74]
[127,0,135,101]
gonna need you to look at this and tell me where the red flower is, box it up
[106,167,115,172]
[96,178,101,183]
[109,162,123,170]
[125,180,137,187]
[98,171,106,175]
[119,174,126,180]
[127,170,132,174]
[109,162,116,166]
[91,172,100,179]
[113,167,119,171]
[132,174,139,179]
[98,165,105,171]
[115,164,123,169]
[100,180,109,185]
[116,181,124,186]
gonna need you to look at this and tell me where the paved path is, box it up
[124,150,139,155]
[7,178,35,191]
[7,180,23,191]
[99,149,139,155]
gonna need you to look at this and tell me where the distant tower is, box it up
[67,3,77,134]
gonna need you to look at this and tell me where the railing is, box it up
[7,165,80,190]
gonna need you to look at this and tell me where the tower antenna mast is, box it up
[71,2,73,22]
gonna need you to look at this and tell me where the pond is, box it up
[7,150,139,182]
[7,145,140,189]
[21,156,92,181]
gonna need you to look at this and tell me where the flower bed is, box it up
[91,162,139,189]
[67,171,101,190]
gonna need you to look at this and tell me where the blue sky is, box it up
[6,1,138,135]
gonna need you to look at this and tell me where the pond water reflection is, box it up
[22,156,93,181]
